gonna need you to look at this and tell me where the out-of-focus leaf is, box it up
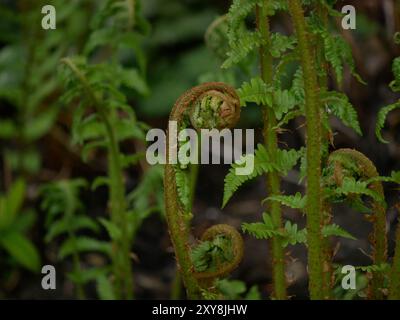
[59,237,111,259]
[0,231,40,272]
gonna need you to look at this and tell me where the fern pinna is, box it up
[164,83,244,299]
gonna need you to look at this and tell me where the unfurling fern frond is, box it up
[164,83,244,299]
[324,149,387,299]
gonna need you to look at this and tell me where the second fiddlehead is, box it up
[164,83,244,299]
[324,149,387,299]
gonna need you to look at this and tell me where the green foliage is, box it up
[41,179,108,297]
[0,179,40,272]
[238,77,272,106]
[223,145,301,207]
[390,57,400,92]
[266,192,307,210]
[242,212,281,240]
[321,91,362,135]
[191,236,234,273]
[243,215,307,248]
[269,33,297,58]
[309,15,365,85]
[332,177,383,203]
[375,41,400,143]
[376,101,400,143]
[0,0,89,174]
[243,213,354,247]
[216,279,261,300]
[175,167,191,212]
[322,224,356,240]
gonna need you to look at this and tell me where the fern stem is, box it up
[256,2,287,300]
[164,83,243,299]
[287,0,324,299]
[315,3,333,299]
[389,217,400,299]
[60,58,133,299]
[61,181,85,300]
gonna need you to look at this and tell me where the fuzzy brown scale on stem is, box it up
[164,82,243,299]
[325,148,387,299]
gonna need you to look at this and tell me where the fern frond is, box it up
[222,31,264,69]
[266,192,306,210]
[273,89,297,120]
[375,101,400,143]
[334,177,383,203]
[222,146,274,207]
[390,57,400,92]
[237,77,272,106]
[321,91,362,135]
[322,224,356,240]
[222,145,301,207]
[242,213,280,239]
[281,221,307,247]
[270,33,297,58]
[227,0,262,42]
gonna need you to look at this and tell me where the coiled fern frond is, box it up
[164,83,243,299]
[323,149,387,299]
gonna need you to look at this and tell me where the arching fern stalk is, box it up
[164,83,244,299]
[323,149,387,299]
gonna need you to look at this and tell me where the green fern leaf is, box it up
[242,213,280,239]
[222,31,264,69]
[266,192,306,210]
[223,145,275,207]
[321,91,362,135]
[375,101,400,143]
[281,221,307,247]
[270,33,297,58]
[238,77,272,106]
[322,224,356,240]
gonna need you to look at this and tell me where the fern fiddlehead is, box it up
[324,149,387,299]
[164,82,243,299]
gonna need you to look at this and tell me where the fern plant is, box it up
[57,0,153,299]
[0,0,89,175]
[41,179,107,299]
[221,0,366,300]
